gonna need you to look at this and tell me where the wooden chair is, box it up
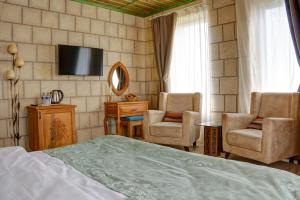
[121,116,144,138]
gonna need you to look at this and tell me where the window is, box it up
[169,7,210,120]
[237,0,300,112]
[264,4,300,91]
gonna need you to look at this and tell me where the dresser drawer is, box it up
[105,103,117,115]
[119,104,147,115]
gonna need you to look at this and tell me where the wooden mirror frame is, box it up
[108,62,129,96]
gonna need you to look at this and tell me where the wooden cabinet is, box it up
[27,104,77,151]
[104,101,149,135]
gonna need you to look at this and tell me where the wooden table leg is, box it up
[140,122,144,139]
[128,121,134,138]
[116,117,121,135]
[289,157,295,163]
[224,152,230,159]
[104,116,108,135]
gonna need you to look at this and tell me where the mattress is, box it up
[45,135,300,200]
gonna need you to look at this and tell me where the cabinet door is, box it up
[41,112,74,149]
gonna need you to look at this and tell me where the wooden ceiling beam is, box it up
[73,0,197,18]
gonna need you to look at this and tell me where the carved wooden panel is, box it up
[42,112,73,149]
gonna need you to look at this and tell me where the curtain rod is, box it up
[146,0,208,20]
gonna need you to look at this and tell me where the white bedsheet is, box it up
[0,146,125,200]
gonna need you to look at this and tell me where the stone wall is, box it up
[209,0,238,121]
[0,0,152,148]
[0,0,238,148]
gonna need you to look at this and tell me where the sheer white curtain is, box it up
[170,6,210,121]
[237,0,300,113]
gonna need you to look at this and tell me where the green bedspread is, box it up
[45,136,300,200]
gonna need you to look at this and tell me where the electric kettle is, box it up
[51,90,64,104]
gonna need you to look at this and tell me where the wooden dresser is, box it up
[104,101,149,135]
[27,104,77,151]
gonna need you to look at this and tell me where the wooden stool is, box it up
[121,116,144,138]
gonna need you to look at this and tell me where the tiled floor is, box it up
[170,143,300,176]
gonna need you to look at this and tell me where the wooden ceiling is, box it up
[73,0,196,18]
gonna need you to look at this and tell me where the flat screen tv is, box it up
[58,45,103,76]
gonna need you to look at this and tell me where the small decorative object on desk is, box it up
[50,90,64,104]
[126,93,139,102]
[41,93,51,106]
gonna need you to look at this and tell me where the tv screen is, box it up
[58,45,103,76]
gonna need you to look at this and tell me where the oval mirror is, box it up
[108,62,129,96]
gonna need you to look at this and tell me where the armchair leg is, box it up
[224,152,230,159]
[289,157,295,164]
[193,141,197,149]
[184,146,190,152]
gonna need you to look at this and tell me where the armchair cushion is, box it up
[150,122,182,138]
[163,112,183,123]
[247,116,263,130]
[259,94,292,118]
[227,129,262,152]
[166,94,194,112]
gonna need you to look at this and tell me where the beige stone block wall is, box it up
[0,0,149,148]
[0,0,238,148]
[209,0,238,122]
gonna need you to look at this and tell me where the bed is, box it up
[1,135,300,200]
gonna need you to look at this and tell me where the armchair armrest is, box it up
[222,113,256,132]
[263,118,295,136]
[264,117,294,126]
[183,111,201,128]
[262,117,300,161]
[182,111,201,145]
[263,118,297,161]
[143,110,165,140]
[222,113,255,151]
[144,110,166,125]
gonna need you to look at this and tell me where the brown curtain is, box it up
[285,0,300,91]
[151,13,177,92]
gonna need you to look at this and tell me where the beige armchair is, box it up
[144,92,202,151]
[223,92,300,164]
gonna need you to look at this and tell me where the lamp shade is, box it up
[6,69,16,80]
[7,44,17,55]
[15,56,24,68]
